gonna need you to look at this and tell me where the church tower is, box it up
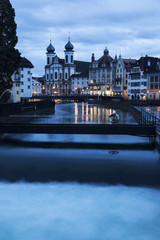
[46,41,55,65]
[64,37,74,64]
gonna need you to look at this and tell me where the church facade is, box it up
[45,38,90,95]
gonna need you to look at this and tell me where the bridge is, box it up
[0,123,156,137]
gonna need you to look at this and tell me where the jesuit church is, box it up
[45,38,90,95]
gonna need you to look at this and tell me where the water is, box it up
[0,101,160,239]
[0,182,160,240]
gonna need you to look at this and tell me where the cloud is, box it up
[10,0,160,76]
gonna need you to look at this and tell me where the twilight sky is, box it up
[10,0,160,76]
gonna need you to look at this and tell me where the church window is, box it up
[47,57,49,65]
[55,72,58,79]
[66,55,68,63]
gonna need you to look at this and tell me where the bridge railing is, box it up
[140,109,157,126]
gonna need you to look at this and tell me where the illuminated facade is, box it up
[45,39,90,95]
[89,48,113,96]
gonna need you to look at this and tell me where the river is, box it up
[0,101,160,239]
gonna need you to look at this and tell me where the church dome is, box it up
[104,47,109,56]
[65,38,74,51]
[47,43,55,53]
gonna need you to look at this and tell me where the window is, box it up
[150,84,153,89]
[47,74,49,80]
[65,73,68,79]
[51,74,53,79]
[155,76,158,82]
[21,68,23,71]
[60,73,62,79]
[47,57,49,64]
[155,85,158,89]
[28,71,30,74]
[21,82,24,85]
[28,78,30,81]
[55,72,57,79]
[17,91,19,94]
[28,86,30,89]
[66,55,68,63]
[150,76,154,82]
[21,74,24,78]
[77,81,79,85]
[21,89,23,93]
[71,55,73,63]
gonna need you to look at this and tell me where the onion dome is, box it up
[65,37,74,51]
[104,47,109,56]
[46,42,55,53]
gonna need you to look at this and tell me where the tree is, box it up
[0,0,20,95]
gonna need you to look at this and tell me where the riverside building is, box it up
[44,38,90,95]
[12,57,34,102]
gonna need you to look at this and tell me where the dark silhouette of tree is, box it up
[0,0,20,95]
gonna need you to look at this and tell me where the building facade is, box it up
[12,57,34,102]
[89,48,113,96]
[32,77,42,96]
[45,39,90,95]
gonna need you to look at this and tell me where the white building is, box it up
[112,55,137,99]
[127,66,147,100]
[45,38,90,95]
[12,57,34,102]
[32,77,42,96]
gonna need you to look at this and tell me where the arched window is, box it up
[47,57,49,65]
[55,72,57,79]
[65,73,68,79]
[66,55,68,63]
[71,55,73,63]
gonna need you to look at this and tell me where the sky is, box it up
[10,0,160,77]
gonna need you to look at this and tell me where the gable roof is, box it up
[19,57,34,68]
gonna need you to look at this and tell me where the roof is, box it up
[138,56,160,73]
[123,59,137,65]
[19,57,34,68]
[74,60,90,73]
[47,43,55,53]
[98,55,113,64]
[70,71,89,79]
[65,39,74,51]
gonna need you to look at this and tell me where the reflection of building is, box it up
[32,77,42,95]
[45,38,90,95]
[89,48,113,96]
[12,57,34,102]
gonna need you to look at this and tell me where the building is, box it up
[112,55,136,98]
[45,38,90,95]
[32,77,42,95]
[12,57,34,102]
[127,66,147,100]
[89,47,113,96]
[70,71,89,94]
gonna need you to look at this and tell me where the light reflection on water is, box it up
[30,102,137,125]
